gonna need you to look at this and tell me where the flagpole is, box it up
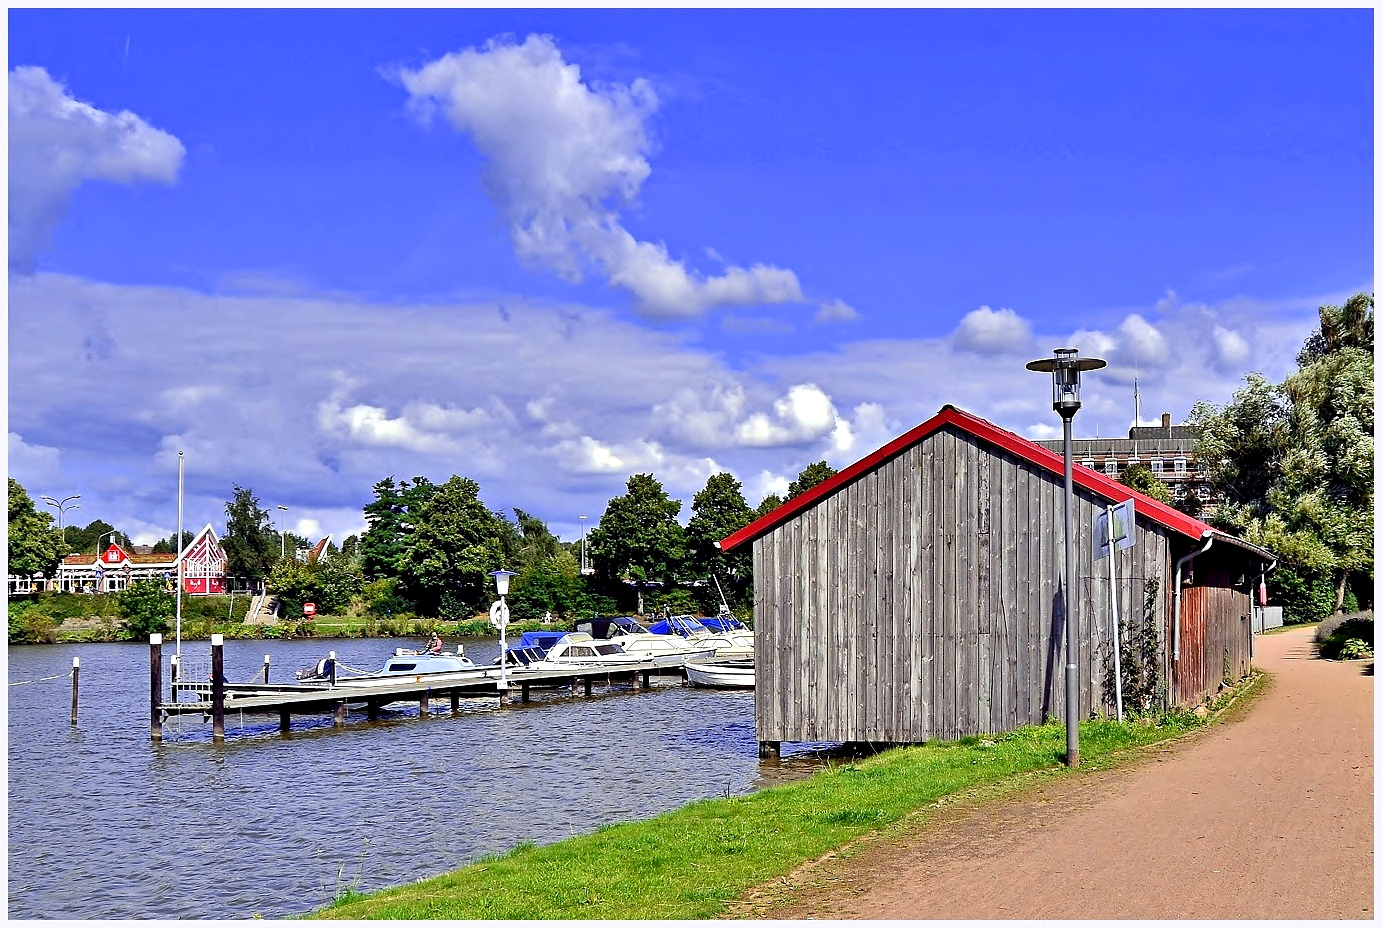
[176,450,184,660]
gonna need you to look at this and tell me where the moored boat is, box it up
[575,615,719,664]
[648,611,755,658]
[684,658,755,688]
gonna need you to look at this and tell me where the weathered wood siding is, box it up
[754,423,1175,745]
[1171,549,1257,706]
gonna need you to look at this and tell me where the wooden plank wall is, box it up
[755,423,1175,745]
[1171,550,1255,705]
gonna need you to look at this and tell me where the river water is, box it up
[8,636,830,919]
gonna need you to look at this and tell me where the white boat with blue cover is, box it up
[298,645,496,689]
[684,658,755,688]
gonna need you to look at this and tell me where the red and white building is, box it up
[48,524,228,595]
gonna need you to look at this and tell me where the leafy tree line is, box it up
[1190,293,1373,624]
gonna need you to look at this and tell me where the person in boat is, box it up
[426,632,444,655]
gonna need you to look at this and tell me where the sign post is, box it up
[1094,499,1136,722]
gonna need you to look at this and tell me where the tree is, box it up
[586,474,686,594]
[788,461,837,499]
[754,493,784,519]
[358,476,435,581]
[684,472,754,610]
[150,529,194,555]
[222,486,278,584]
[396,475,506,617]
[1118,462,1171,506]
[1191,293,1374,617]
[64,520,133,556]
[7,479,63,579]
[117,579,174,637]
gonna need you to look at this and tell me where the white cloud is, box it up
[8,432,62,485]
[397,34,804,319]
[1024,423,1061,441]
[735,384,838,447]
[953,305,1034,354]
[1212,324,1251,370]
[1114,313,1170,367]
[814,299,860,325]
[748,469,790,505]
[8,66,184,273]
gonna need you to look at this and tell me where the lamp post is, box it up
[94,529,117,593]
[275,505,289,560]
[95,529,118,556]
[578,515,588,574]
[489,569,518,694]
[1027,347,1105,769]
[40,494,81,546]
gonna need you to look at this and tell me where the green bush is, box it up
[1270,564,1341,625]
[117,580,175,638]
[1317,615,1374,660]
[1315,610,1373,643]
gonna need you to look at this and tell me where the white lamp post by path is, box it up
[40,494,81,546]
[275,505,289,561]
[578,515,588,574]
[1026,347,1105,769]
[489,569,518,695]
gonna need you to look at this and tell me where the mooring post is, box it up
[584,675,593,697]
[366,701,380,721]
[262,654,271,684]
[211,634,225,743]
[521,681,531,703]
[329,650,337,687]
[419,691,430,717]
[642,670,650,688]
[758,740,780,759]
[149,634,163,741]
[170,652,180,699]
[450,691,460,713]
[279,708,291,732]
[333,701,346,726]
[70,656,80,726]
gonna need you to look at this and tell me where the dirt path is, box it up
[737,626,1373,919]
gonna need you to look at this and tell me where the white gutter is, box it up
[1172,533,1215,665]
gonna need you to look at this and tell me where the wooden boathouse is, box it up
[719,405,1275,753]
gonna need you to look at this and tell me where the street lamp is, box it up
[578,515,588,574]
[275,505,289,560]
[40,494,81,546]
[1027,347,1105,769]
[489,569,518,694]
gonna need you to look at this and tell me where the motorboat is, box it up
[296,645,495,688]
[502,632,694,671]
[684,658,755,688]
[647,610,754,658]
[574,616,718,664]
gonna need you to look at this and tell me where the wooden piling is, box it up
[329,651,337,687]
[584,675,593,696]
[70,656,80,726]
[758,740,781,759]
[521,682,531,703]
[170,653,180,699]
[333,702,347,726]
[262,654,271,684]
[149,634,163,741]
[450,692,460,712]
[642,670,650,688]
[419,692,430,717]
[279,708,291,732]
[367,701,380,721]
[211,634,225,743]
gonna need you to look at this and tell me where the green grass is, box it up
[311,700,1239,921]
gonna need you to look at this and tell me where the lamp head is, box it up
[489,569,518,596]
[1026,347,1106,418]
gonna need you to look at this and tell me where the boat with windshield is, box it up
[296,644,495,688]
[647,609,754,658]
[574,615,718,664]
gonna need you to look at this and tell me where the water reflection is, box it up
[9,637,832,919]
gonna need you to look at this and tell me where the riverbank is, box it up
[313,673,1264,920]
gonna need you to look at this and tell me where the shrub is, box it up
[118,580,175,638]
[1270,564,1339,625]
[1317,614,1374,660]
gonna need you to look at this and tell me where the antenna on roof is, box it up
[1133,377,1142,429]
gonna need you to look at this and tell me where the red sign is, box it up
[303,602,317,617]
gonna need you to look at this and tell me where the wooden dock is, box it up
[150,634,683,741]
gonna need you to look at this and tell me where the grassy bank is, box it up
[314,676,1263,920]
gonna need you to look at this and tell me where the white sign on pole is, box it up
[1093,498,1136,560]
[489,599,510,631]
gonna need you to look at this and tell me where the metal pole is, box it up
[1108,504,1124,723]
[263,653,271,684]
[211,633,225,742]
[150,634,163,741]
[1062,414,1080,768]
[498,597,509,694]
[175,450,184,662]
[70,656,80,726]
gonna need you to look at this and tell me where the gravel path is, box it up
[738,625,1372,919]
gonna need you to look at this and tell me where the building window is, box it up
[1196,485,1211,500]
[1104,460,1118,475]
[1082,459,1096,470]
[1174,458,1187,474]
[1150,459,1163,474]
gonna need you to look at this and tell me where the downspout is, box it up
[1171,534,1215,705]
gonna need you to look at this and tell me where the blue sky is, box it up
[8,9,1372,547]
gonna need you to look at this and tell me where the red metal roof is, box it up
[719,404,1216,553]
